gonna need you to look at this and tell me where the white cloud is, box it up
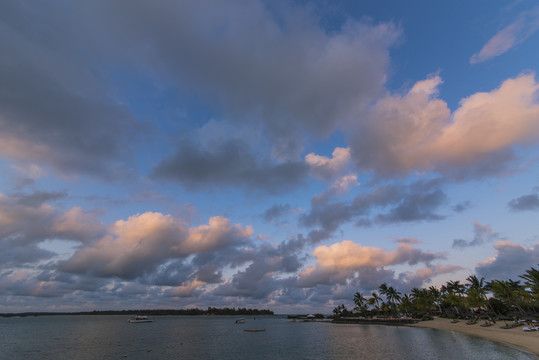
[470,7,539,64]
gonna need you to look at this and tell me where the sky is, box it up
[0,0,538,314]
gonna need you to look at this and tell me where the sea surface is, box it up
[0,315,536,359]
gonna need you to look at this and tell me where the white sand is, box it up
[409,317,539,356]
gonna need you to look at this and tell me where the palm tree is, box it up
[410,287,434,316]
[379,283,389,297]
[399,294,413,317]
[444,280,467,316]
[379,283,401,315]
[486,279,527,316]
[466,275,488,310]
[428,286,443,315]
[519,265,539,301]
[353,292,368,316]
[332,304,349,317]
[369,292,382,314]
[385,286,402,315]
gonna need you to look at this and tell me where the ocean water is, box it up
[0,315,536,359]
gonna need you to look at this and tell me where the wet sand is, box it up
[409,317,539,356]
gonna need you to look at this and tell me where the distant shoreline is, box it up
[409,317,539,356]
[332,317,418,325]
[0,308,274,317]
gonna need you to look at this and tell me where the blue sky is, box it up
[1,0,539,313]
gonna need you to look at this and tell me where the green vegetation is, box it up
[335,265,539,320]
[0,307,274,317]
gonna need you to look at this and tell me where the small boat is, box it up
[235,318,245,324]
[244,329,265,332]
[128,315,153,323]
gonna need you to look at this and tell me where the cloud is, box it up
[476,240,539,281]
[153,140,309,193]
[212,238,306,300]
[453,221,502,248]
[470,7,539,64]
[348,73,539,178]
[0,193,56,246]
[0,0,400,182]
[414,264,463,280]
[452,201,472,213]
[306,147,352,180]
[262,204,292,222]
[298,240,445,287]
[330,174,360,194]
[301,178,448,237]
[393,237,421,244]
[508,193,539,211]
[8,190,67,207]
[50,207,106,243]
[60,213,252,279]
[0,1,138,179]
[0,192,109,273]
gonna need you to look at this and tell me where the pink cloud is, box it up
[350,73,539,177]
[61,212,252,279]
[298,240,444,287]
[305,147,352,180]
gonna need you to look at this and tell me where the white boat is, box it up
[235,318,245,324]
[128,315,153,323]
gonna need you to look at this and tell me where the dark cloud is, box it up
[103,0,397,159]
[0,193,56,246]
[9,190,67,207]
[0,2,138,179]
[375,188,446,224]
[140,260,192,287]
[301,179,448,236]
[153,140,309,193]
[0,245,56,269]
[262,203,292,222]
[508,193,539,211]
[452,201,472,213]
[452,222,501,249]
[476,241,539,281]
[393,237,421,244]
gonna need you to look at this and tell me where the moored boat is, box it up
[128,315,153,323]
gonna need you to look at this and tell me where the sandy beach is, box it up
[410,317,539,356]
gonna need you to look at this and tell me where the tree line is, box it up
[0,307,274,317]
[333,265,539,320]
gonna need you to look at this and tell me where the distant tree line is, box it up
[0,307,274,317]
[334,265,539,320]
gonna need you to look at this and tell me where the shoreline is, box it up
[409,317,539,356]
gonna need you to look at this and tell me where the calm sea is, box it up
[0,315,536,359]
